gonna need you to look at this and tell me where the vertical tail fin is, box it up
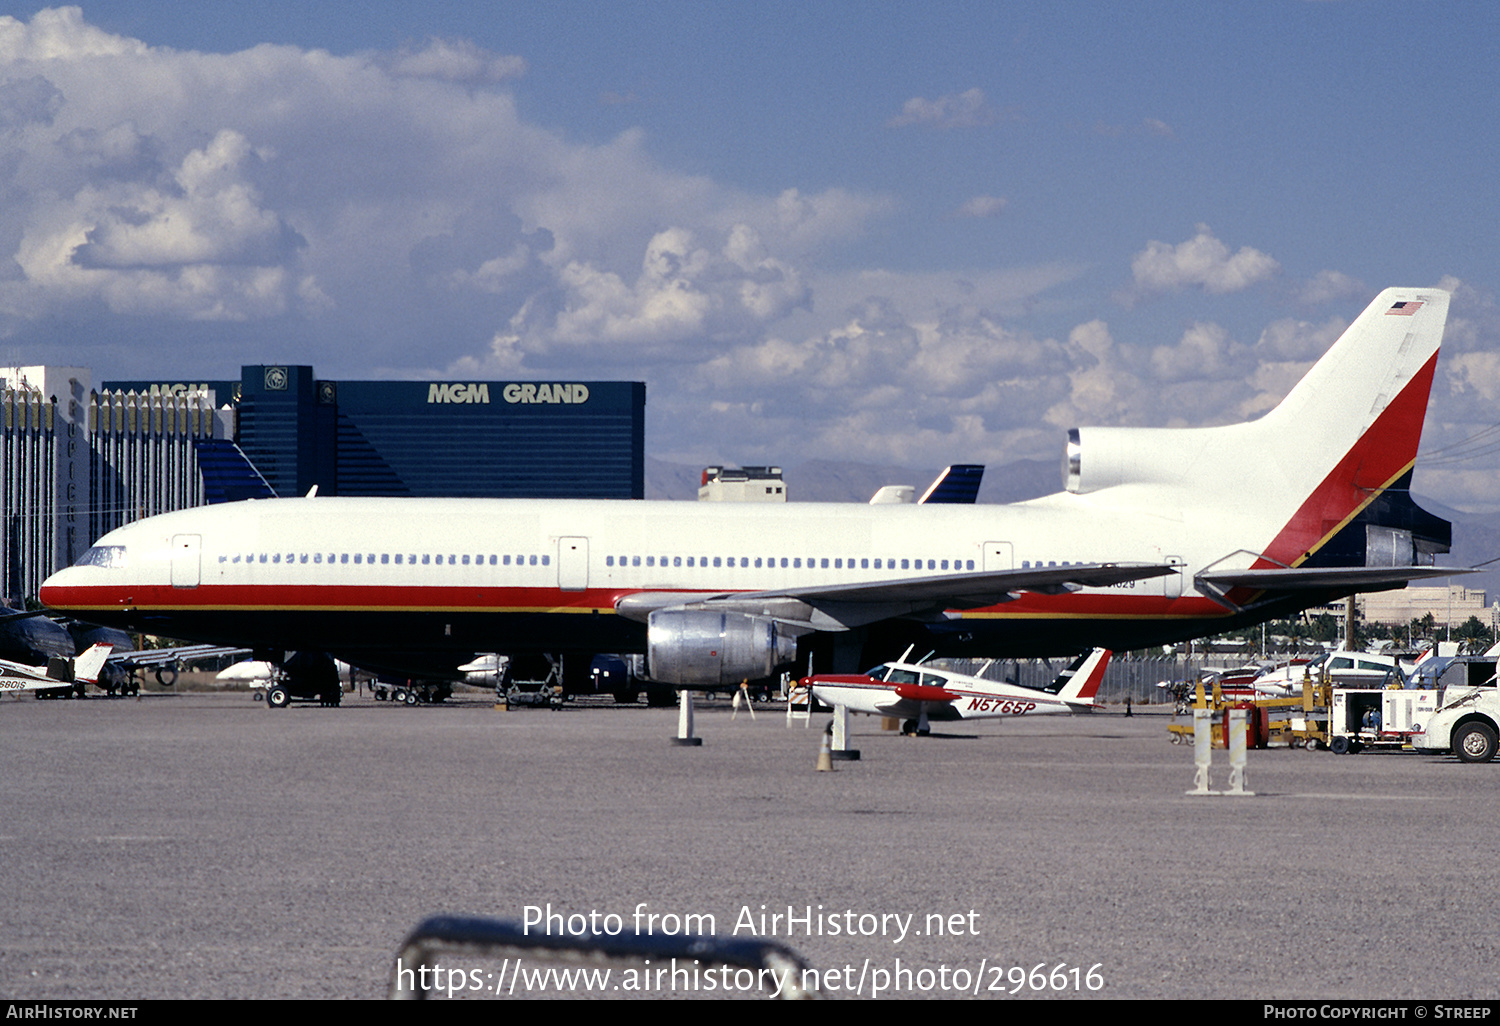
[1045,648,1111,703]
[1066,288,1450,572]
[68,643,113,685]
[1248,288,1450,569]
[919,465,985,504]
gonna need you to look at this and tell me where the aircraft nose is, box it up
[39,567,83,611]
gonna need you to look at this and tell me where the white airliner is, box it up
[805,647,1110,735]
[40,289,1464,692]
[0,643,113,696]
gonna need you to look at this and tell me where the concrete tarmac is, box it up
[1,692,1496,1000]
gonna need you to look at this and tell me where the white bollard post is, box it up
[1186,707,1214,795]
[830,703,859,761]
[672,688,703,746]
[1226,707,1255,796]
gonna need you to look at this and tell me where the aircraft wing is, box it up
[618,562,1175,632]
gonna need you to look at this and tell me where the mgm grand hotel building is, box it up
[1,364,644,600]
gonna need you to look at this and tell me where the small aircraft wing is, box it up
[891,681,958,703]
[617,563,1174,632]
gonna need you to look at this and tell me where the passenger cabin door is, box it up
[1164,554,1184,600]
[170,534,201,589]
[982,542,1013,571]
[557,537,588,591]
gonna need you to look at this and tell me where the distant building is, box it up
[2,366,228,600]
[699,465,785,502]
[109,366,645,502]
[3,363,645,601]
[1359,585,1490,629]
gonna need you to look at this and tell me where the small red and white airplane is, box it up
[804,647,1111,735]
[0,643,113,697]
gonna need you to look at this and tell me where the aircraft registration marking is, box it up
[964,698,1037,715]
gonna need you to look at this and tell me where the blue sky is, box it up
[4,3,1499,509]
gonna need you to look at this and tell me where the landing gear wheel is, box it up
[1453,721,1498,763]
[404,689,418,706]
[267,685,290,709]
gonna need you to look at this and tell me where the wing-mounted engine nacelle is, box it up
[646,609,799,686]
[1065,424,1241,495]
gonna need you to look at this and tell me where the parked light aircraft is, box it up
[39,289,1466,692]
[1236,648,1439,698]
[0,643,113,696]
[806,647,1110,735]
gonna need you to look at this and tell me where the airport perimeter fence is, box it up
[938,653,1209,706]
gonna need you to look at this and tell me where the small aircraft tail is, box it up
[1042,648,1111,704]
[68,643,113,685]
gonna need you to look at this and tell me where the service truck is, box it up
[1411,687,1500,763]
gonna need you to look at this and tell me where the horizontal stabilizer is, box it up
[1195,564,1474,614]
[1197,565,1472,591]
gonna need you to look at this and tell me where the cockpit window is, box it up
[75,545,126,569]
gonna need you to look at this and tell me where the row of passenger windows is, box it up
[212,551,982,572]
[218,553,551,566]
[605,555,977,571]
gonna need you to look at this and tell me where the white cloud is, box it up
[1128,223,1280,297]
[387,38,527,84]
[0,7,146,61]
[955,195,1008,219]
[1255,315,1348,360]
[887,88,1001,129]
[2,10,1489,509]
[1151,321,1240,382]
[1295,269,1367,305]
